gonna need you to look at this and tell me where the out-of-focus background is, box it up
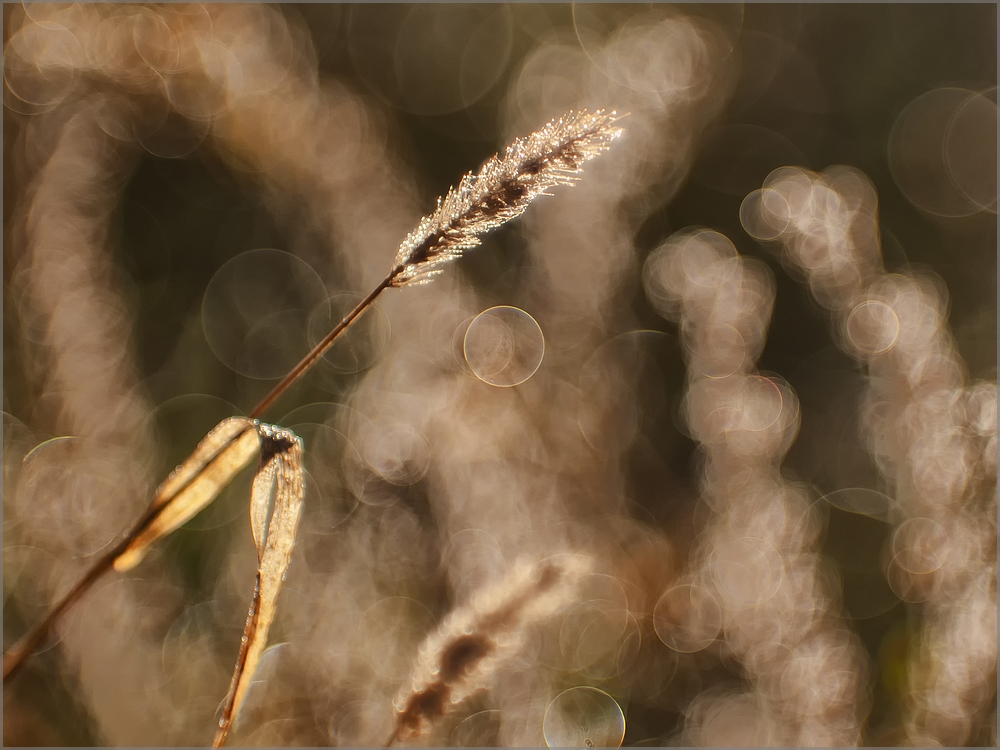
[3,3,996,747]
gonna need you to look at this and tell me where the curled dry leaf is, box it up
[3,417,261,683]
[114,417,260,572]
[213,422,305,748]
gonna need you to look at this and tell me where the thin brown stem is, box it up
[3,505,144,683]
[249,268,399,419]
[2,553,112,682]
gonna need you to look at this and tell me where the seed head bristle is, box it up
[391,109,625,287]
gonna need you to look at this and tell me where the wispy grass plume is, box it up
[387,555,592,746]
[252,107,625,416]
[391,109,624,287]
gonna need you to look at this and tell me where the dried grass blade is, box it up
[213,423,304,748]
[113,417,260,572]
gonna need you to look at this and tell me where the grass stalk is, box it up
[3,109,623,694]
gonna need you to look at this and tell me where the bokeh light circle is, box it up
[464,305,545,387]
[820,487,893,522]
[4,544,64,615]
[161,600,216,682]
[738,375,784,432]
[361,417,430,487]
[396,5,512,115]
[643,229,740,317]
[739,188,791,241]
[886,551,940,604]
[139,106,212,160]
[543,686,625,748]
[451,709,504,747]
[15,436,123,556]
[888,87,985,217]
[558,574,631,675]
[944,89,997,212]
[845,300,900,356]
[891,517,948,575]
[653,583,722,653]
[202,248,328,379]
[329,699,394,747]
[3,411,34,535]
[349,4,512,116]
[3,21,80,110]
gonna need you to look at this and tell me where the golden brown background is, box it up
[3,3,996,746]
